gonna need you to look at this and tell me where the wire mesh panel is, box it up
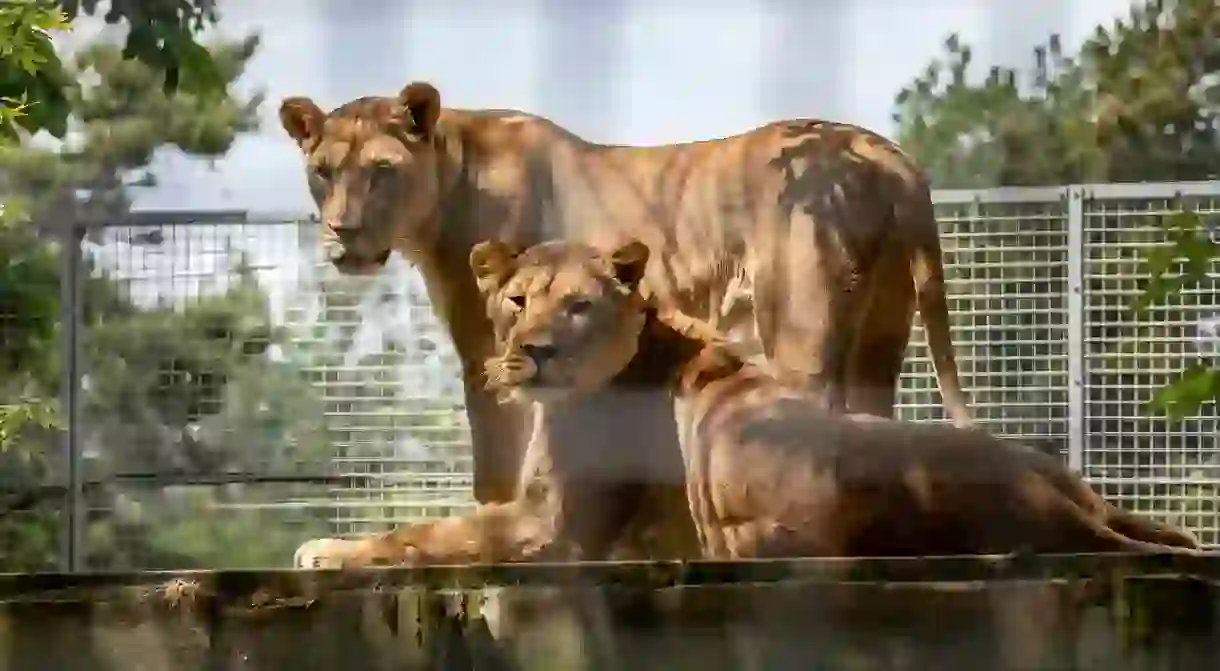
[75,214,474,570]
[282,222,475,538]
[77,216,325,569]
[899,191,1072,454]
[1080,186,1220,546]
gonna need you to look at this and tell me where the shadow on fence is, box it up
[1,553,1218,670]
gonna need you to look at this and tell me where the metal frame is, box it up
[48,183,1220,570]
[57,225,86,572]
[1066,186,1085,472]
[931,181,1220,205]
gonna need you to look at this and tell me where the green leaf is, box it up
[1132,211,1217,311]
[1159,211,1199,232]
[1149,363,1220,421]
[1132,243,1183,310]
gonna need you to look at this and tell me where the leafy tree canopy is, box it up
[0,29,336,571]
[0,0,226,143]
[893,0,1220,188]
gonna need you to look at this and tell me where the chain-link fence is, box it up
[3,181,1217,572]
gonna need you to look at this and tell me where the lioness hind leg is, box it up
[1078,521,1202,556]
[845,259,915,420]
[1028,484,1203,556]
[1047,466,1204,550]
[751,233,855,414]
[723,519,843,559]
[1103,506,1203,550]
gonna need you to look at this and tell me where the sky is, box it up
[91,0,1135,214]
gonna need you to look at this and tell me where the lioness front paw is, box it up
[293,538,363,569]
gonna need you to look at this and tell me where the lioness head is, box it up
[279,81,444,274]
[471,239,652,403]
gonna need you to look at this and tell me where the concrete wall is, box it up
[1,553,1217,670]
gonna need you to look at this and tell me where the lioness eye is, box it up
[372,159,396,173]
[507,295,526,308]
[313,164,333,180]
[568,299,593,315]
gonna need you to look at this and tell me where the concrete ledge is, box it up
[2,553,1219,670]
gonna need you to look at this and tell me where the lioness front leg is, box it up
[462,366,532,505]
[293,501,562,568]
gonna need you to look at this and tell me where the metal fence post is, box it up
[1066,186,1086,473]
[57,221,86,572]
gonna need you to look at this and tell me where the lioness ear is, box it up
[470,240,520,294]
[395,81,442,141]
[279,97,326,151]
[609,240,650,290]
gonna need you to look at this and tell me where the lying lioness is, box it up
[293,238,1201,568]
[474,238,1202,559]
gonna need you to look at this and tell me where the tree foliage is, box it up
[0,31,260,234]
[0,32,261,458]
[77,269,337,570]
[0,0,227,143]
[893,0,1220,188]
[0,0,70,139]
[0,31,336,572]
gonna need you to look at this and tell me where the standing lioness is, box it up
[279,81,973,506]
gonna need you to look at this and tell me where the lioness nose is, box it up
[522,343,558,364]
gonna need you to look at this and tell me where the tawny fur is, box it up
[279,81,974,511]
